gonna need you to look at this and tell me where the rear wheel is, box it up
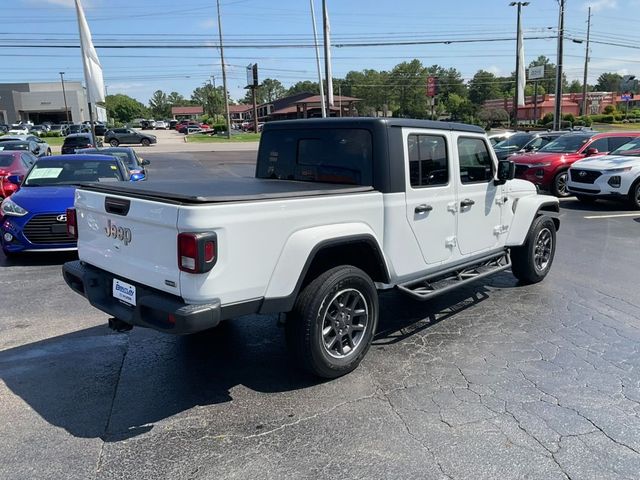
[551,171,570,197]
[141,138,151,147]
[511,216,557,284]
[628,180,640,210]
[109,139,119,147]
[285,266,378,379]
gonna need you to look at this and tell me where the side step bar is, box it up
[397,251,511,301]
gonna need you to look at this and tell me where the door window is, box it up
[589,138,609,153]
[458,137,494,184]
[407,134,449,187]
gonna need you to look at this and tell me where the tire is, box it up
[285,266,378,379]
[109,139,119,147]
[141,138,150,147]
[576,195,597,204]
[511,216,557,285]
[628,180,640,210]
[46,149,52,156]
[2,249,19,260]
[551,170,570,197]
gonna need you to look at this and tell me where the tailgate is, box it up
[75,188,181,295]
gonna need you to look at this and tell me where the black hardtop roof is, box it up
[262,117,485,134]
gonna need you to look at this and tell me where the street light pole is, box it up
[216,0,231,139]
[554,0,565,130]
[510,2,529,129]
[581,7,591,116]
[59,71,70,123]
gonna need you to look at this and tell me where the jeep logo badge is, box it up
[579,171,587,177]
[105,219,132,245]
[56,214,67,222]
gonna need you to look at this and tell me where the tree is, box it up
[342,69,390,116]
[241,78,286,104]
[148,90,170,118]
[167,91,186,106]
[478,108,509,128]
[567,80,583,94]
[388,59,429,118]
[594,72,622,92]
[446,93,476,123]
[191,84,225,116]
[286,80,320,96]
[527,55,568,95]
[468,70,502,106]
[105,94,147,123]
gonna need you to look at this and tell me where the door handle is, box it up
[414,204,433,214]
[460,199,475,208]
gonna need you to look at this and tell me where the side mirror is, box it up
[495,160,515,185]
[584,147,599,156]
[7,174,24,185]
[130,172,145,182]
[141,159,150,166]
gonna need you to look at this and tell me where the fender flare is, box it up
[260,224,388,314]
[506,195,560,247]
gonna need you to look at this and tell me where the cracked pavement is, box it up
[1,152,640,479]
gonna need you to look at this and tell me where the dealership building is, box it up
[0,82,106,125]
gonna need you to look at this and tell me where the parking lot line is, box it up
[584,213,640,219]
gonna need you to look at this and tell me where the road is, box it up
[1,150,640,479]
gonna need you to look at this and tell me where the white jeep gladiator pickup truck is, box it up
[63,118,560,378]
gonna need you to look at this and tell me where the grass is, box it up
[185,133,261,143]
[592,122,640,132]
[43,137,64,146]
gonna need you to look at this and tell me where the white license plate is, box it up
[112,279,136,306]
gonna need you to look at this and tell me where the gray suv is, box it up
[104,128,157,147]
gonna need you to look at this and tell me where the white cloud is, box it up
[584,0,617,12]
[199,18,216,29]
[487,65,502,76]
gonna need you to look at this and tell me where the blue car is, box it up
[1,154,141,256]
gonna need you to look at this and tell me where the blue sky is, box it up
[2,0,637,104]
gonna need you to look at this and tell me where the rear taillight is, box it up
[66,207,78,239]
[177,232,217,273]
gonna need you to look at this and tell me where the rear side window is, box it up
[64,136,90,146]
[608,136,634,151]
[458,137,494,184]
[257,128,373,185]
[407,134,448,187]
[0,154,14,167]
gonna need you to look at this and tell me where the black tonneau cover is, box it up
[78,177,375,204]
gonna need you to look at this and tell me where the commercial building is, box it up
[0,82,106,124]
[171,106,204,120]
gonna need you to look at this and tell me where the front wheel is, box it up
[141,139,150,147]
[109,139,119,147]
[511,215,557,285]
[551,171,570,197]
[285,266,378,379]
[628,181,640,210]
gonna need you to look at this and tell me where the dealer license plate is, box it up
[112,279,136,306]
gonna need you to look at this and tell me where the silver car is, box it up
[154,120,168,130]
[0,135,51,157]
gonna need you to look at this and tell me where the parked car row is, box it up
[0,147,149,256]
[140,119,175,130]
[0,135,51,157]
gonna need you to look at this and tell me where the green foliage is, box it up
[603,105,616,114]
[105,94,147,123]
[478,108,509,127]
[590,114,615,123]
[468,70,502,106]
[563,113,576,123]
[527,55,569,96]
[148,90,171,118]
[595,72,623,92]
[286,80,320,96]
[241,78,287,105]
[39,131,62,138]
[540,113,554,125]
[191,84,225,116]
[567,80,583,94]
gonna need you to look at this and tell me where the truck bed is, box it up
[78,177,375,204]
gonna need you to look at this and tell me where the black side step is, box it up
[397,252,511,301]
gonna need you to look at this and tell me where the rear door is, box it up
[453,134,503,255]
[75,189,182,295]
[404,129,457,264]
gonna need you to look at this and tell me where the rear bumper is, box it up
[62,260,221,334]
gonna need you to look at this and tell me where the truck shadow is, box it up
[0,284,493,442]
[0,251,77,268]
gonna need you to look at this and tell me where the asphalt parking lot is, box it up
[2,150,640,479]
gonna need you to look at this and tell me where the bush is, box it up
[540,113,554,125]
[563,113,576,123]
[590,114,615,123]
[603,105,616,114]
[40,131,62,138]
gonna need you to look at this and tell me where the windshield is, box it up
[538,135,592,153]
[91,151,135,168]
[609,137,640,156]
[23,159,124,186]
[494,133,532,150]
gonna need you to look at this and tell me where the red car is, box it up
[510,131,640,197]
[175,120,190,131]
[0,151,37,198]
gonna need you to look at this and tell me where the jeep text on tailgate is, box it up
[63,118,560,378]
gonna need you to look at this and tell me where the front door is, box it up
[454,135,503,255]
[404,130,457,265]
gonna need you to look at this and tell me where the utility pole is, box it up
[554,0,565,130]
[322,0,334,117]
[216,0,231,138]
[510,2,529,129]
[59,72,70,123]
[581,7,591,116]
[309,0,326,117]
